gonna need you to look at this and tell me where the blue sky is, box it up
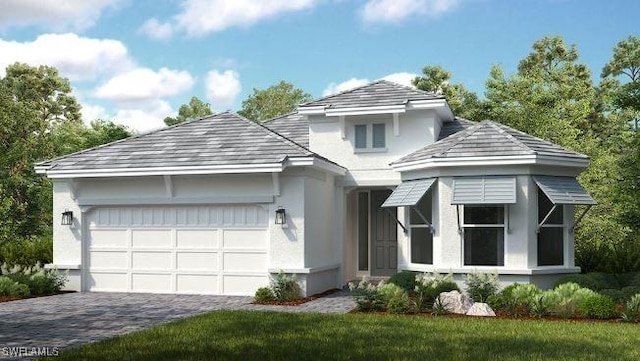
[0,0,637,132]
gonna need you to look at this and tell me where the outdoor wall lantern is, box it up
[275,206,286,225]
[61,209,73,226]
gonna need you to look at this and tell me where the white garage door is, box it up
[85,205,270,295]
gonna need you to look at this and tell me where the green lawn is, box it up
[45,311,640,361]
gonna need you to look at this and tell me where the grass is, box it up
[44,311,640,361]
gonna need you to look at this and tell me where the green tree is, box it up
[164,96,213,126]
[412,65,486,120]
[238,81,312,122]
[51,120,132,156]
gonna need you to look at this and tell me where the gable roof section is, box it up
[392,120,588,170]
[36,112,344,178]
[299,80,443,110]
[263,112,309,148]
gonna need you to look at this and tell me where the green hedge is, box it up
[0,237,52,267]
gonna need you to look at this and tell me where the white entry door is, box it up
[84,205,269,295]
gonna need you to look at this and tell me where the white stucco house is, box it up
[35,80,596,296]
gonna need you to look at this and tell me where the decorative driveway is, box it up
[0,291,354,359]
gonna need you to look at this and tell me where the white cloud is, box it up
[205,70,242,109]
[380,72,417,87]
[94,67,194,103]
[0,0,121,31]
[0,33,132,81]
[361,0,459,24]
[142,0,317,38]
[138,18,174,40]
[80,103,109,124]
[322,78,369,96]
[112,100,174,133]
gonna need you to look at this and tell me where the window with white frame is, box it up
[463,205,505,266]
[537,190,564,266]
[354,123,386,150]
[410,191,433,264]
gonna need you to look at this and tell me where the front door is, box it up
[370,190,397,276]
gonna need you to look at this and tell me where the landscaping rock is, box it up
[438,290,473,314]
[466,302,496,317]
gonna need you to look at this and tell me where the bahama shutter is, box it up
[382,178,436,208]
[452,176,516,204]
[533,176,596,205]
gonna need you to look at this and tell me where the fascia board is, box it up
[391,155,588,172]
[324,104,407,117]
[42,163,285,178]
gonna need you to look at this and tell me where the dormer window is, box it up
[354,123,386,152]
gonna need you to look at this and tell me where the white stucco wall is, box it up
[308,110,438,186]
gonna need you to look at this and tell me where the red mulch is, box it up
[252,288,341,306]
[0,291,76,304]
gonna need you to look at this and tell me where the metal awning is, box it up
[533,176,596,205]
[452,176,517,204]
[381,178,436,208]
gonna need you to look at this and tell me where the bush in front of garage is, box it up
[254,271,302,304]
[1,262,67,297]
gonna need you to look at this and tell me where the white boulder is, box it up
[438,290,473,314]
[466,302,496,317]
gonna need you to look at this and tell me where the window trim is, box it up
[461,205,507,267]
[537,189,566,266]
[408,190,434,265]
[353,122,388,153]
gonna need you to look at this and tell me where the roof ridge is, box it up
[484,121,535,154]
[230,112,312,156]
[427,121,487,158]
[262,111,299,124]
[299,80,387,107]
[489,121,585,157]
[375,79,436,97]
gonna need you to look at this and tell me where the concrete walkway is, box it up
[0,291,354,359]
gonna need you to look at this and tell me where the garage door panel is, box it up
[89,251,128,269]
[176,275,218,294]
[132,273,171,292]
[223,230,267,249]
[132,230,171,248]
[89,230,128,248]
[176,252,218,271]
[224,252,267,271]
[223,275,269,295]
[87,272,128,291]
[176,230,218,248]
[132,252,171,270]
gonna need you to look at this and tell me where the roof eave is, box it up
[391,155,590,173]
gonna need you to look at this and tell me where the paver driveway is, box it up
[0,291,354,358]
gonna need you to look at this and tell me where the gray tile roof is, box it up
[393,120,588,165]
[300,80,443,109]
[263,112,309,148]
[438,117,475,140]
[37,112,319,171]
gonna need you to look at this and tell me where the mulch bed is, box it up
[252,288,342,306]
[0,290,76,304]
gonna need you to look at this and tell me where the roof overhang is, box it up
[391,154,589,173]
[297,98,453,120]
[35,156,346,179]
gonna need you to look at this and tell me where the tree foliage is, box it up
[164,96,213,126]
[238,81,311,122]
[0,62,132,244]
[412,65,485,120]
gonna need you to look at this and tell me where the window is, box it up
[463,206,505,266]
[353,123,386,151]
[355,125,367,149]
[537,190,564,266]
[410,191,433,264]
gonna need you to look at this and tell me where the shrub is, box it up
[465,271,500,302]
[488,283,543,317]
[388,271,418,291]
[546,283,597,318]
[621,294,640,323]
[621,286,640,301]
[555,272,619,291]
[380,283,412,314]
[0,276,30,297]
[578,294,617,319]
[414,272,459,312]
[0,237,52,267]
[270,271,301,302]
[598,288,625,304]
[617,272,640,287]
[349,278,385,312]
[1,263,67,296]
[254,287,276,303]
